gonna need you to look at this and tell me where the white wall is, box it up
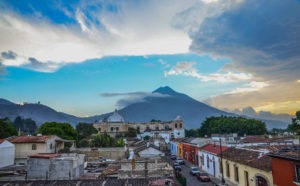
[198,150,220,177]
[0,140,15,168]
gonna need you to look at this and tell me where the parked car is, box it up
[173,163,182,171]
[189,167,200,176]
[175,158,185,165]
[170,155,177,160]
[197,172,211,182]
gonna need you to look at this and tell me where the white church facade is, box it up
[93,110,185,141]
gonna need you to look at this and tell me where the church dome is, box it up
[174,115,182,121]
[107,109,125,123]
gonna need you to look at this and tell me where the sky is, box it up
[0,0,299,117]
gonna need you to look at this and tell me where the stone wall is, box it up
[27,154,85,180]
[73,147,127,161]
[119,159,173,179]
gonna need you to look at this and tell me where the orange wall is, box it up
[272,158,295,186]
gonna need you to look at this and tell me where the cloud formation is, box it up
[186,0,300,113]
[100,91,169,108]
[224,107,292,123]
[0,1,193,72]
[165,61,253,83]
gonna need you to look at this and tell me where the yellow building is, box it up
[219,147,273,186]
[177,143,183,158]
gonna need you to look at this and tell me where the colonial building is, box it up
[8,135,72,164]
[269,146,300,186]
[220,147,273,186]
[198,143,228,178]
[93,110,185,141]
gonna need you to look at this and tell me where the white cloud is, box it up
[164,61,252,83]
[0,1,197,72]
[226,81,269,94]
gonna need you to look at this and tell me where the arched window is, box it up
[175,123,178,128]
[50,143,53,149]
[32,144,37,150]
[111,127,113,131]
[256,175,269,186]
[98,128,101,132]
[180,123,182,128]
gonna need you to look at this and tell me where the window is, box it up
[180,123,182,128]
[116,127,119,131]
[226,162,230,178]
[234,165,239,182]
[165,125,169,130]
[296,165,300,182]
[207,155,210,168]
[111,127,113,131]
[98,128,101,131]
[219,160,222,173]
[156,126,159,131]
[175,123,178,128]
[50,143,53,149]
[244,171,249,186]
[32,144,37,150]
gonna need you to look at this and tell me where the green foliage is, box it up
[13,116,37,135]
[38,122,77,140]
[0,118,18,138]
[90,133,124,147]
[150,119,161,122]
[78,138,90,147]
[199,116,267,136]
[143,135,150,141]
[126,127,137,137]
[287,111,300,134]
[76,123,97,140]
[296,111,300,120]
[185,129,200,137]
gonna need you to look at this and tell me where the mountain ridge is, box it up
[0,86,290,129]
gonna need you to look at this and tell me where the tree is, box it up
[287,110,300,134]
[13,116,37,135]
[126,127,137,137]
[38,122,77,140]
[76,123,97,140]
[0,118,18,138]
[91,133,114,147]
[185,129,200,137]
[199,116,267,136]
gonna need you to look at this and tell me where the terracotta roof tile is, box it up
[201,144,228,155]
[221,147,272,172]
[8,136,54,143]
[29,153,61,159]
[0,139,4,144]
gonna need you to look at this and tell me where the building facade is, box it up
[269,146,300,186]
[220,147,273,186]
[27,153,85,180]
[8,135,68,164]
[198,144,228,178]
[93,110,185,141]
[0,139,15,168]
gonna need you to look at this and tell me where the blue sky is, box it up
[0,0,300,117]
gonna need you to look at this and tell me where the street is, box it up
[168,157,215,186]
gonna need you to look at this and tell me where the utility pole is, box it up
[219,137,225,185]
